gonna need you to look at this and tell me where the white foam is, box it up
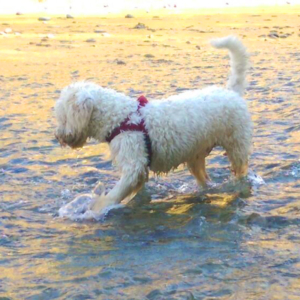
[60,189,72,199]
[58,182,125,221]
[247,170,265,186]
[58,192,125,221]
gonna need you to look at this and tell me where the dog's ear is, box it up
[65,92,94,135]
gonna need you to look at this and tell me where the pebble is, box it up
[66,14,74,19]
[125,14,134,18]
[268,33,279,38]
[134,23,147,29]
[86,38,96,43]
[144,54,155,58]
[94,29,106,33]
[36,43,51,47]
[279,34,289,38]
[38,17,51,21]
[116,60,126,65]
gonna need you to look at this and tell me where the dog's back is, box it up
[142,36,251,174]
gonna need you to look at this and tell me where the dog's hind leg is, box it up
[221,123,251,180]
[188,154,210,188]
[224,145,249,180]
[233,162,248,179]
[229,155,248,179]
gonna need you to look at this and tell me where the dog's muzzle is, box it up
[55,129,87,149]
[54,130,67,147]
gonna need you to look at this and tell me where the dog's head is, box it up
[54,82,95,149]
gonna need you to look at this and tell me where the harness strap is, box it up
[106,96,152,167]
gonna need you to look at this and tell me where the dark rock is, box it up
[125,14,134,18]
[134,23,147,29]
[146,289,162,299]
[268,33,279,38]
[36,43,51,47]
[38,17,51,21]
[116,60,126,65]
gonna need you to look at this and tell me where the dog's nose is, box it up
[54,131,66,147]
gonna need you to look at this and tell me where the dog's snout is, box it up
[54,130,67,147]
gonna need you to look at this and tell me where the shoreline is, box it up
[0,5,300,17]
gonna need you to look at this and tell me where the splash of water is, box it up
[58,171,265,221]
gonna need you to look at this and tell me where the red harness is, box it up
[106,96,152,166]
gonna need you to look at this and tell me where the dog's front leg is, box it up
[91,170,147,212]
[91,132,149,213]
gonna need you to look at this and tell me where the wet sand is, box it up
[1,6,300,92]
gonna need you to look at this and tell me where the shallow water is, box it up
[1,11,300,299]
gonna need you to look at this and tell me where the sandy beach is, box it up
[1,6,299,92]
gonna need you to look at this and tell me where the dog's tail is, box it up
[210,36,249,96]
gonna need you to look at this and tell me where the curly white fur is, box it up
[211,36,249,96]
[54,36,252,212]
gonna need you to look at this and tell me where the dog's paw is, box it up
[89,193,127,218]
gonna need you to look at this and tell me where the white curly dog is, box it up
[55,36,252,213]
